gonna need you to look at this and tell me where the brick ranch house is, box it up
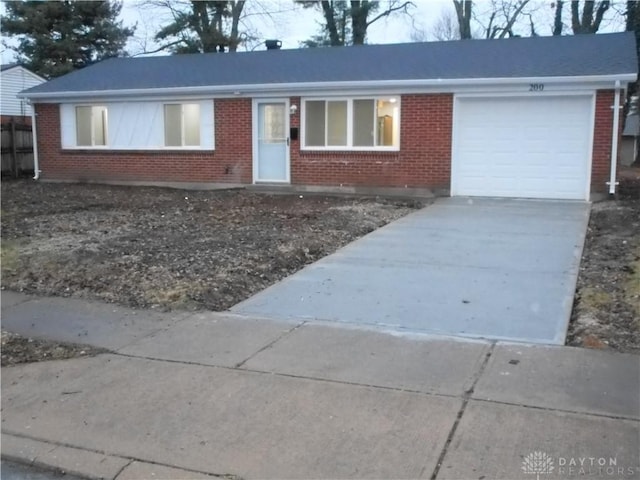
[20,32,637,200]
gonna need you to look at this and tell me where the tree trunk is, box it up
[571,0,610,34]
[625,1,640,115]
[453,0,472,39]
[321,0,343,46]
[497,0,529,39]
[350,0,369,45]
[552,0,563,35]
[228,0,245,52]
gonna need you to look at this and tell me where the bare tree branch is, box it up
[365,1,413,27]
[497,0,529,38]
[131,39,183,56]
[430,7,460,41]
[571,0,611,34]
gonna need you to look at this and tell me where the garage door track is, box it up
[232,197,591,344]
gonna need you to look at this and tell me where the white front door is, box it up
[254,100,290,183]
[452,95,593,200]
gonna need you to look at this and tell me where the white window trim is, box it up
[75,105,109,148]
[164,102,201,148]
[301,96,401,152]
[62,100,215,151]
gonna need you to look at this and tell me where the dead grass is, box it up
[144,281,206,310]
[1,240,19,274]
[578,287,613,311]
[625,249,640,322]
[1,180,422,311]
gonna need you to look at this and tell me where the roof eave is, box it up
[3,65,47,83]
[19,73,637,102]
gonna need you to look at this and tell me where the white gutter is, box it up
[608,80,622,195]
[30,102,40,180]
[17,73,637,102]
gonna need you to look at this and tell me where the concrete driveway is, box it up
[232,197,591,344]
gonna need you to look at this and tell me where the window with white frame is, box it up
[164,103,201,147]
[303,97,400,150]
[76,105,108,146]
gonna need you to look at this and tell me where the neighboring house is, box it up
[1,64,45,124]
[19,32,637,200]
[621,113,639,166]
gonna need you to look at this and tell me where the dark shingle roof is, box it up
[1,63,19,72]
[22,32,637,97]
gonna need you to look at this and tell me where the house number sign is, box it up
[529,83,545,91]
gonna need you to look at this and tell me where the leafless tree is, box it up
[134,0,293,54]
[298,1,414,46]
[474,0,532,39]
[431,8,460,41]
[570,0,610,34]
[453,0,473,38]
[552,0,564,35]
[351,0,414,44]
[453,0,542,40]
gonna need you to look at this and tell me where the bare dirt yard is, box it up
[1,330,106,366]
[567,169,640,355]
[1,181,421,364]
[2,174,639,361]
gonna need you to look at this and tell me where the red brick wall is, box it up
[35,99,252,183]
[35,90,618,194]
[289,94,453,189]
[591,90,620,193]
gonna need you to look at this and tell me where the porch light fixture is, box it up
[289,104,298,115]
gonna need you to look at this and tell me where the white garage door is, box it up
[452,95,593,200]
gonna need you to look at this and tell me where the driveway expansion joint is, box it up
[31,349,640,424]
[112,459,134,480]
[233,320,307,368]
[469,397,640,423]
[114,311,200,353]
[108,351,465,400]
[429,342,496,480]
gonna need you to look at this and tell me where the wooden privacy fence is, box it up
[1,119,34,177]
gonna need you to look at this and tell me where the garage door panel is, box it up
[453,96,593,200]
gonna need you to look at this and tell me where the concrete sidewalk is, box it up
[2,293,639,479]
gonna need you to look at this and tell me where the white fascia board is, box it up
[21,68,47,84]
[19,73,637,103]
[5,66,47,84]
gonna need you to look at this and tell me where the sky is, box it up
[123,0,451,55]
[1,0,627,63]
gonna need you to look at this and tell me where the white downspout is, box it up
[608,80,621,195]
[30,101,40,180]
